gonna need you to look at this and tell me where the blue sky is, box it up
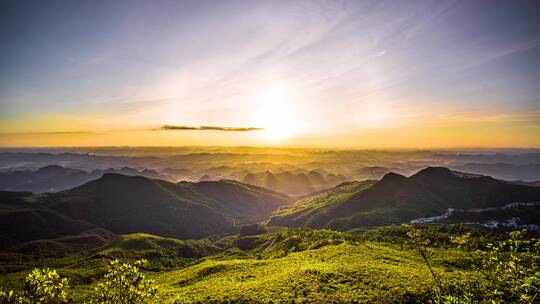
[1,0,539,147]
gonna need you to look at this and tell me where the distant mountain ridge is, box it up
[0,165,173,193]
[268,167,540,230]
[153,166,350,196]
[240,170,349,196]
[449,162,540,182]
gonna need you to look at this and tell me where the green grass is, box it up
[0,227,481,303]
[95,233,220,270]
[155,242,471,303]
[270,180,374,217]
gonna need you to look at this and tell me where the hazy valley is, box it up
[0,148,539,303]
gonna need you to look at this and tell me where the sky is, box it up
[0,0,539,148]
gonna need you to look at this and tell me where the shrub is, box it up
[0,259,160,304]
[404,225,540,304]
[449,230,539,304]
[88,259,158,304]
[0,268,70,304]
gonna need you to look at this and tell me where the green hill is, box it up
[267,180,376,228]
[268,167,540,230]
[156,241,468,303]
[0,203,97,250]
[44,174,290,239]
[0,226,480,303]
[0,174,290,249]
[7,228,117,258]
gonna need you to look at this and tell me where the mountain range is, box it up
[2,166,540,253]
[156,166,350,196]
[1,174,290,247]
[0,165,173,193]
[0,164,349,197]
[267,167,540,230]
[449,162,540,182]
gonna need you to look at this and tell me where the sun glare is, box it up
[253,84,297,141]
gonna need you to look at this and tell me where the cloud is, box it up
[159,125,264,132]
[0,131,97,135]
[426,111,540,125]
[452,37,540,73]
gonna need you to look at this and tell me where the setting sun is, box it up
[252,84,298,141]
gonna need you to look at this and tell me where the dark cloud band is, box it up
[160,125,264,132]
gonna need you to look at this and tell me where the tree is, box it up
[402,224,445,295]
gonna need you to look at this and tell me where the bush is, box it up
[404,225,540,304]
[1,259,160,304]
[0,268,70,304]
[88,259,158,304]
[448,230,540,304]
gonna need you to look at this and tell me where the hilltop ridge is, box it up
[268,167,540,230]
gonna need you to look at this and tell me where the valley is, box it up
[0,148,539,303]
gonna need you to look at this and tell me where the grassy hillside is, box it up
[156,241,472,303]
[0,227,479,303]
[268,167,540,230]
[7,228,116,258]
[95,233,221,270]
[267,180,376,228]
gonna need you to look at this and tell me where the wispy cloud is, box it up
[452,36,540,73]
[159,125,263,132]
[435,112,540,123]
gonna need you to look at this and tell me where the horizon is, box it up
[1,0,540,148]
[2,144,540,152]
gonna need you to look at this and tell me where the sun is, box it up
[252,84,298,141]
